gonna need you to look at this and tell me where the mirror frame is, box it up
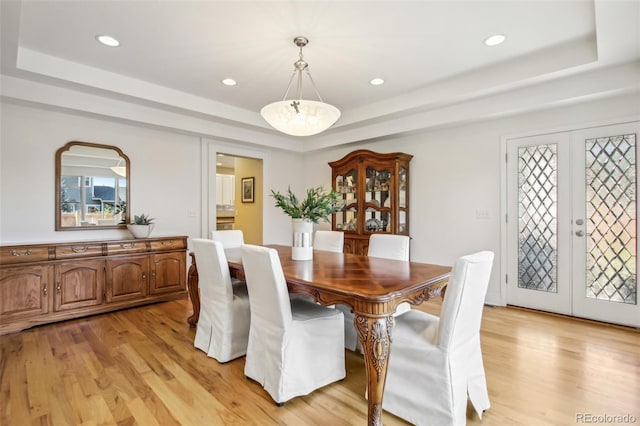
[55,141,130,231]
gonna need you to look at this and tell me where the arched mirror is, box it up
[56,141,130,230]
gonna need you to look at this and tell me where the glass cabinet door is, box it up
[364,166,391,233]
[398,166,408,233]
[335,168,358,231]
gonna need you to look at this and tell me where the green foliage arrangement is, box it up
[271,186,343,224]
[131,214,154,225]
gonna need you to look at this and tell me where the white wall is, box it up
[0,102,201,243]
[0,101,301,249]
[301,93,640,304]
[260,149,306,246]
[2,93,638,305]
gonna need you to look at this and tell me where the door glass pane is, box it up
[517,144,558,292]
[585,134,637,304]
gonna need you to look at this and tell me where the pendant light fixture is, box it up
[260,36,340,137]
[110,158,126,177]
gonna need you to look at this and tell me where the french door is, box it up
[506,121,639,327]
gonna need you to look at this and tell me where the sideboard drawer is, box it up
[106,241,148,255]
[0,246,50,264]
[55,243,103,259]
[150,238,186,251]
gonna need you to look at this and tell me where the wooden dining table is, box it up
[187,244,451,426]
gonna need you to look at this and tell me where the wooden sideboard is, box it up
[0,236,188,335]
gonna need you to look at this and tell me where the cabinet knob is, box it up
[152,271,156,280]
[142,273,147,280]
[56,283,61,294]
[43,284,48,296]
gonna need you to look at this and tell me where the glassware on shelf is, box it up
[365,218,383,231]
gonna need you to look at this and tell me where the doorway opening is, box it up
[215,153,263,245]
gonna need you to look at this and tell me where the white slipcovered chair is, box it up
[313,230,344,253]
[192,238,250,363]
[368,233,410,261]
[382,251,494,425]
[240,244,346,405]
[339,233,412,351]
[211,229,245,248]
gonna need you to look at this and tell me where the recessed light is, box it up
[221,78,237,86]
[369,78,385,86]
[96,35,120,47]
[484,34,506,46]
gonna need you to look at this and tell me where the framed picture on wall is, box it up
[241,177,255,203]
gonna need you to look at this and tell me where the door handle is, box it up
[575,230,585,237]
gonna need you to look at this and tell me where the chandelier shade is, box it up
[260,36,340,137]
[111,158,126,177]
[111,166,127,177]
[260,100,340,137]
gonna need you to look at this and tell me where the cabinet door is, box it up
[216,174,224,205]
[149,252,186,295]
[333,166,359,232]
[397,165,409,234]
[354,239,370,256]
[216,174,235,205]
[0,265,50,321]
[364,165,392,234]
[223,175,235,205]
[343,238,356,255]
[106,255,149,303]
[54,260,104,311]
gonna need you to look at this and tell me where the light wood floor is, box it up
[1,298,638,425]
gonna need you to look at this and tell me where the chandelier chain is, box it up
[305,70,324,103]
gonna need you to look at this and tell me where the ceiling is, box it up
[1,1,639,152]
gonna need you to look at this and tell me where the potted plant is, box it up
[127,213,155,238]
[271,186,343,260]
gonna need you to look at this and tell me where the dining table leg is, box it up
[186,252,200,327]
[355,313,394,426]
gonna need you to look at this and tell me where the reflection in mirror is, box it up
[56,141,130,230]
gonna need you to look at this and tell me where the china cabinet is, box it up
[0,236,187,334]
[329,150,412,255]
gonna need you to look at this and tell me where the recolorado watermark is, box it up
[576,413,637,423]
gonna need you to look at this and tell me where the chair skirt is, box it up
[383,309,490,425]
[194,284,250,363]
[244,298,345,404]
